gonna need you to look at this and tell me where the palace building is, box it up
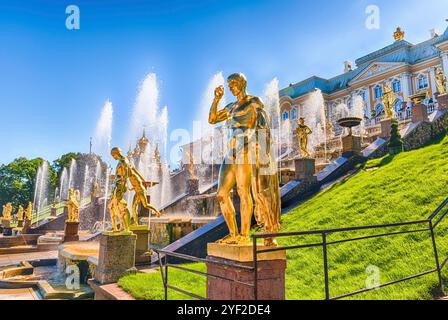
[279,26,448,135]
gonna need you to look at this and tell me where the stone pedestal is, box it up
[22,219,31,234]
[380,118,392,138]
[50,207,57,217]
[63,221,79,242]
[17,220,24,228]
[2,220,12,236]
[206,243,286,300]
[412,103,428,122]
[186,178,199,195]
[341,135,362,157]
[437,93,448,110]
[130,226,150,265]
[94,233,137,285]
[294,158,317,182]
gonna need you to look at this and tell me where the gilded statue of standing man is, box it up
[294,117,312,158]
[435,67,447,95]
[382,83,395,119]
[209,73,280,246]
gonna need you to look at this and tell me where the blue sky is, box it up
[0,0,447,167]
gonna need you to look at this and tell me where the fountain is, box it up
[33,161,50,226]
[59,167,68,201]
[67,159,77,196]
[337,116,362,157]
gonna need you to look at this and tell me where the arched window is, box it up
[282,111,289,121]
[374,86,383,99]
[417,75,429,90]
[394,99,403,112]
[291,108,298,120]
[374,104,384,116]
[392,80,401,93]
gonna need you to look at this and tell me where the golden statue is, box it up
[294,117,313,158]
[25,202,33,221]
[17,205,24,221]
[435,67,447,95]
[2,203,12,220]
[209,73,281,246]
[382,83,395,119]
[394,27,405,41]
[108,147,132,233]
[128,161,160,226]
[66,188,80,222]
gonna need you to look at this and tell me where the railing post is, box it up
[322,232,330,300]
[429,221,444,292]
[253,236,258,300]
[164,254,168,300]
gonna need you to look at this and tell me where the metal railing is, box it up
[155,197,448,300]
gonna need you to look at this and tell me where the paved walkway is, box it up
[0,250,58,267]
[0,288,40,300]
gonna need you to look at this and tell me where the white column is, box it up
[429,67,437,98]
[364,87,372,118]
[401,72,412,100]
[441,52,448,74]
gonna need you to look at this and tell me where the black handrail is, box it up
[155,197,448,300]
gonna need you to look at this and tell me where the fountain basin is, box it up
[337,117,362,129]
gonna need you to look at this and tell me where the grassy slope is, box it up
[119,135,448,300]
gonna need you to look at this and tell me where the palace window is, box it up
[374,104,384,116]
[392,80,401,93]
[394,99,403,112]
[291,108,298,120]
[282,111,289,121]
[374,86,383,99]
[417,75,429,90]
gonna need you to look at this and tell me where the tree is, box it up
[388,119,404,155]
[52,152,80,176]
[0,157,56,209]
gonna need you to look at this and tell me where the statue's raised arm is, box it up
[208,85,228,124]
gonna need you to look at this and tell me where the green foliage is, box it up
[119,134,448,300]
[388,118,403,154]
[0,157,50,209]
[52,152,80,177]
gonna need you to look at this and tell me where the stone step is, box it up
[0,245,38,255]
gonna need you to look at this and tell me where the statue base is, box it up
[294,158,317,182]
[412,103,428,122]
[63,221,79,242]
[341,135,362,157]
[2,219,11,229]
[437,93,448,110]
[206,243,286,300]
[380,118,392,138]
[94,233,137,285]
[186,178,199,195]
[130,225,150,265]
[22,219,31,234]
[50,207,57,217]
[17,220,24,228]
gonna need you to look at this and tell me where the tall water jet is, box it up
[33,161,50,226]
[93,100,113,160]
[129,73,160,144]
[352,95,366,138]
[303,89,327,160]
[67,158,77,193]
[59,167,68,201]
[264,78,281,159]
[81,164,90,200]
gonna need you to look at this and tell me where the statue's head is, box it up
[227,73,247,97]
[299,117,305,125]
[111,147,124,160]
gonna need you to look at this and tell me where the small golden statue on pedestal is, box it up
[25,202,33,221]
[435,67,447,95]
[66,188,80,222]
[209,73,281,246]
[382,83,395,119]
[393,27,405,41]
[2,203,12,221]
[294,117,313,158]
[16,205,24,222]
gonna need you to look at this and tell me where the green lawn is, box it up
[119,135,448,300]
